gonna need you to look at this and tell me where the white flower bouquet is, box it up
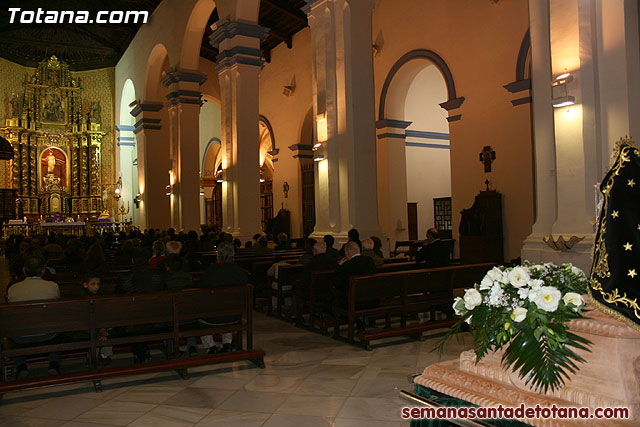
[436,262,592,392]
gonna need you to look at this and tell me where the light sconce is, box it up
[114,187,121,200]
[215,168,223,183]
[313,144,325,162]
[165,184,171,196]
[316,113,328,143]
[551,70,575,108]
[552,71,573,87]
[259,170,266,183]
[134,193,141,208]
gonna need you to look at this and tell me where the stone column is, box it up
[162,70,207,232]
[522,0,640,272]
[131,102,170,230]
[375,119,412,250]
[521,0,560,264]
[209,21,268,241]
[304,0,384,249]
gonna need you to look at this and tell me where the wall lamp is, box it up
[313,144,325,162]
[552,71,575,108]
[133,193,141,208]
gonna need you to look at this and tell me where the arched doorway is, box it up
[259,116,275,232]
[199,97,222,228]
[299,108,315,237]
[381,50,458,241]
[118,78,137,224]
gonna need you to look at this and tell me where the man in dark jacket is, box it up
[335,242,377,331]
[415,228,450,268]
[194,243,247,354]
[323,235,342,261]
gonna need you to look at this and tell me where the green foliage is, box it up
[434,262,592,393]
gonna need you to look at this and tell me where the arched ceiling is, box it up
[0,0,308,70]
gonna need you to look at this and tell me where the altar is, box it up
[1,56,107,220]
[37,221,86,236]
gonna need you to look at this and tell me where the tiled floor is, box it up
[0,258,473,426]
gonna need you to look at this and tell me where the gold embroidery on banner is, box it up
[589,139,640,322]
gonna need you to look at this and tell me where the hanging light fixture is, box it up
[552,70,575,108]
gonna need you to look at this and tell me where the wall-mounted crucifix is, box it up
[479,145,496,173]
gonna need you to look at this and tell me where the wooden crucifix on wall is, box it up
[479,145,496,173]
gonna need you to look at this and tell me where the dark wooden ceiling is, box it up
[0,0,308,70]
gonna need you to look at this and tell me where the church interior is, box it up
[0,0,639,425]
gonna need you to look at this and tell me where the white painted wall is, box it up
[119,79,138,224]
[404,65,451,237]
[199,99,222,224]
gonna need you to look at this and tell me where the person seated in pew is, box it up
[7,255,62,378]
[163,254,193,291]
[323,235,342,261]
[275,232,292,250]
[158,240,188,272]
[148,239,166,270]
[415,228,450,268]
[296,238,316,265]
[371,236,384,258]
[81,273,113,365]
[361,238,383,267]
[335,242,377,331]
[193,243,247,354]
[339,228,362,256]
[253,236,273,256]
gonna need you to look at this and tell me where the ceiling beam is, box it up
[262,0,307,26]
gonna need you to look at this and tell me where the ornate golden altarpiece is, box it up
[1,56,105,219]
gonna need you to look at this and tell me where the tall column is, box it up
[522,0,640,272]
[162,70,207,232]
[131,102,170,230]
[375,119,411,250]
[304,0,383,248]
[209,21,267,241]
[521,0,560,263]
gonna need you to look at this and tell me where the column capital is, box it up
[130,102,163,134]
[161,69,207,86]
[209,20,269,49]
[165,90,203,108]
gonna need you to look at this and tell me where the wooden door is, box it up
[407,202,418,240]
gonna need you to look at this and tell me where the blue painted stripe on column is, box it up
[406,142,450,150]
[377,133,406,139]
[116,125,135,131]
[118,137,135,142]
[405,130,450,140]
[117,142,136,147]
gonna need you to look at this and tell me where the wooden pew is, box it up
[0,285,265,396]
[269,264,304,319]
[334,262,495,349]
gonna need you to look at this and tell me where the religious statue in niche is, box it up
[47,151,56,174]
[40,147,66,188]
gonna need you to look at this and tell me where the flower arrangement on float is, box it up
[436,262,592,393]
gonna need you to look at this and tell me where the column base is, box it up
[521,232,595,272]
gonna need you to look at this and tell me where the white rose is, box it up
[511,307,528,322]
[480,276,493,290]
[562,292,584,309]
[452,297,465,316]
[463,288,482,311]
[508,266,530,288]
[534,286,562,312]
[487,267,503,282]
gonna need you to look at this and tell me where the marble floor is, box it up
[0,258,473,427]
